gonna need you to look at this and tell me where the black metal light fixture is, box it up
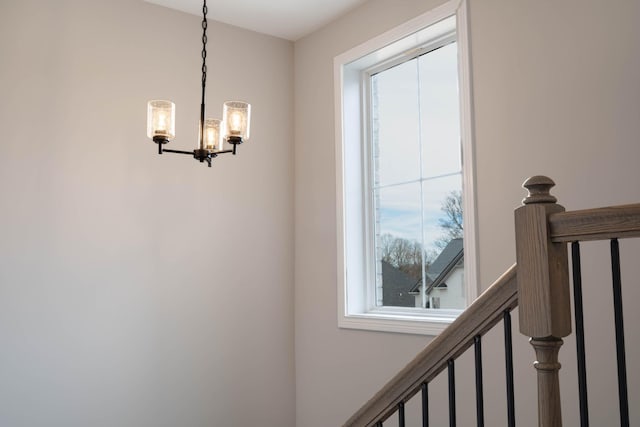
[146,0,251,167]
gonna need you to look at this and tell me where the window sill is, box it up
[339,309,461,336]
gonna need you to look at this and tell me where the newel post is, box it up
[515,176,571,427]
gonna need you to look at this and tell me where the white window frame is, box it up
[334,0,477,335]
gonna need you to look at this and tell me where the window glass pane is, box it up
[374,182,423,308]
[372,60,421,186]
[371,41,465,311]
[419,42,461,179]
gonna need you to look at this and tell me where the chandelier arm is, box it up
[162,149,195,155]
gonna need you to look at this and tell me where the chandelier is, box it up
[146,0,251,167]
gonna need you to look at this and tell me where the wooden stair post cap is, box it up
[522,176,557,205]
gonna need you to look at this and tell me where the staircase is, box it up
[343,176,640,427]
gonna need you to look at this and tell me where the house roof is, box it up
[381,260,420,307]
[410,238,463,294]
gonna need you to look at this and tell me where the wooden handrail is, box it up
[343,264,518,427]
[549,203,640,242]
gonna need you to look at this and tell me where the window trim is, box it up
[334,0,477,335]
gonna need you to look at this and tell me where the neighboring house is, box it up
[381,260,419,307]
[410,238,464,309]
[380,238,464,309]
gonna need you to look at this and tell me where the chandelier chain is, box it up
[199,0,208,148]
[201,1,208,89]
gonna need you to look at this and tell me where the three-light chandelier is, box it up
[146,0,251,167]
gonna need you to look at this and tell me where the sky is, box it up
[372,42,462,255]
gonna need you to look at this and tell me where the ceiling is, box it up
[145,0,368,41]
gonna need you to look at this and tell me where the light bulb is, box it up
[203,118,222,152]
[157,113,167,133]
[229,112,242,135]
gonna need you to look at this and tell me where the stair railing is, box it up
[344,175,640,427]
[518,176,640,427]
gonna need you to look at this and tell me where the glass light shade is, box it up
[203,119,222,152]
[147,100,175,141]
[223,101,251,141]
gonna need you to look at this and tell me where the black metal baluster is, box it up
[448,359,456,427]
[474,335,485,427]
[571,242,590,426]
[422,383,429,427]
[375,422,382,427]
[398,401,405,427]
[610,239,629,427]
[504,310,516,427]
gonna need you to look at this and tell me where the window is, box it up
[334,0,476,335]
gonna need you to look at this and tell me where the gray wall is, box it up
[0,1,294,426]
[294,0,640,425]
